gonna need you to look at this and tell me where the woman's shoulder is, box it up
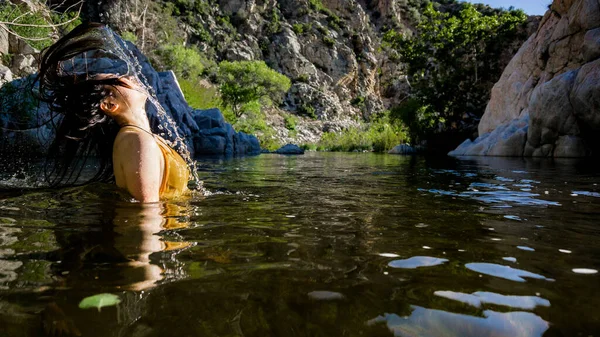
[114,126,159,152]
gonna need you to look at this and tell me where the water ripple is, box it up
[368,306,549,337]
[388,256,448,269]
[465,263,552,282]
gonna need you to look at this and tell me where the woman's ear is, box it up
[100,97,120,115]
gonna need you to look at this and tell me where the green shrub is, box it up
[121,31,138,43]
[327,15,343,30]
[323,36,335,47]
[292,23,304,35]
[298,104,317,119]
[218,60,291,117]
[233,102,281,150]
[267,8,283,34]
[350,96,366,107]
[153,44,211,80]
[0,3,81,50]
[314,111,407,152]
[178,79,222,110]
[296,74,310,83]
[283,114,298,131]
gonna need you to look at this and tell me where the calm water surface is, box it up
[0,153,599,337]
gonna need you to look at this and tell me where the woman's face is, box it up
[97,74,149,117]
[111,76,148,108]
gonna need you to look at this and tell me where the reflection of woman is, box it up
[37,22,189,202]
[44,201,191,336]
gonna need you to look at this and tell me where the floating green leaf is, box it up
[78,293,121,311]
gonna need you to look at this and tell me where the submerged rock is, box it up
[452,0,600,157]
[388,144,417,155]
[274,144,305,155]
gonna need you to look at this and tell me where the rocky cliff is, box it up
[450,0,600,157]
[81,0,424,143]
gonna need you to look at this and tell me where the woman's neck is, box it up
[115,108,151,131]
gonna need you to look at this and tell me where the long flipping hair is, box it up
[37,22,138,187]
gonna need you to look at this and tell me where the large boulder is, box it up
[452,0,600,157]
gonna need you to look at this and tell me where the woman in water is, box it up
[37,22,189,202]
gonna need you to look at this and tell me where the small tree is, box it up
[218,60,291,117]
[384,3,527,146]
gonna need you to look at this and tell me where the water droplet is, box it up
[558,249,571,254]
[572,268,597,274]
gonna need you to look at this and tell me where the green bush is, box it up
[218,60,291,117]
[283,114,298,131]
[267,8,282,34]
[292,23,304,35]
[298,104,317,119]
[233,101,281,151]
[350,96,366,107]
[121,31,138,43]
[296,74,310,83]
[314,112,407,152]
[153,44,210,80]
[323,36,335,47]
[0,3,81,50]
[178,79,222,110]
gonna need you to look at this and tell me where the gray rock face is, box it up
[274,143,305,154]
[454,0,600,157]
[0,28,8,56]
[0,65,12,86]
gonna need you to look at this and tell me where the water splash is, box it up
[100,27,203,190]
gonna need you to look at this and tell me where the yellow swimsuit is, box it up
[121,125,190,199]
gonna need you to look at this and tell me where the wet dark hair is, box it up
[37,22,135,187]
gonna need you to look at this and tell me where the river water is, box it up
[0,152,598,337]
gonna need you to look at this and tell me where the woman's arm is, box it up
[113,131,163,202]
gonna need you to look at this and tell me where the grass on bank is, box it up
[303,112,408,152]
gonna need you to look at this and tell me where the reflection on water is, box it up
[465,263,552,282]
[388,256,448,269]
[434,290,550,309]
[0,153,599,336]
[368,306,549,337]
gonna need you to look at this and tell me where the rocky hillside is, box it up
[450,0,600,157]
[1,0,537,149]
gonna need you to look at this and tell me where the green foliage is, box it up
[179,79,222,110]
[1,53,13,67]
[350,96,366,107]
[267,7,282,34]
[79,293,121,311]
[322,36,335,47]
[314,112,407,152]
[218,61,291,117]
[326,14,343,30]
[283,114,298,131]
[154,44,212,80]
[292,23,304,35]
[297,104,317,119]
[296,74,309,83]
[234,101,281,150]
[0,3,81,50]
[384,2,527,145]
[121,31,138,43]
